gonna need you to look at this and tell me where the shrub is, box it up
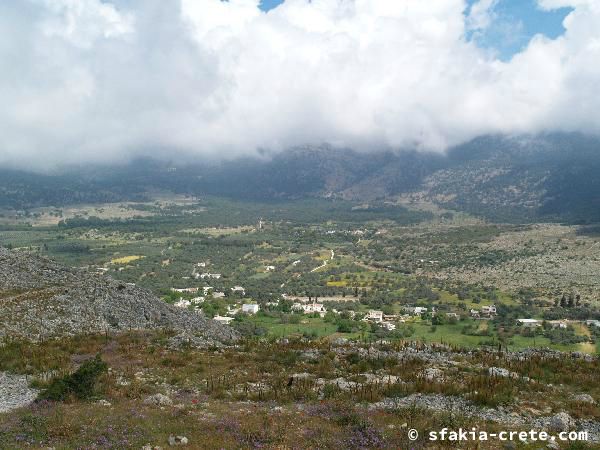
[39,354,108,401]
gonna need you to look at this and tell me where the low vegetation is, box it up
[0,331,598,449]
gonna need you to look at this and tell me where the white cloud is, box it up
[0,0,598,169]
[467,0,499,31]
[38,0,134,48]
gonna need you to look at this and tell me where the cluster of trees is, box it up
[554,292,582,308]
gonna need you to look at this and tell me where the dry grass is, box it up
[1,332,599,449]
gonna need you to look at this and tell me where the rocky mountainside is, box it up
[1,133,599,223]
[399,134,600,222]
[0,247,238,344]
[218,133,600,223]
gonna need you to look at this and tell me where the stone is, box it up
[573,394,595,404]
[325,377,357,391]
[0,372,39,414]
[548,412,575,432]
[424,367,444,381]
[488,367,511,378]
[168,436,188,446]
[291,372,312,380]
[144,393,173,407]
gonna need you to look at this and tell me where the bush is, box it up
[232,321,268,337]
[39,354,108,401]
[337,318,362,333]
[545,327,588,345]
[391,325,415,339]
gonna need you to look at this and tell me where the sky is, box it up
[464,0,572,60]
[259,0,573,60]
[0,0,598,170]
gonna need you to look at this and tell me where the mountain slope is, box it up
[192,134,600,222]
[1,133,599,223]
[0,247,238,344]
[408,134,600,222]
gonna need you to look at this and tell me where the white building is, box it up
[302,303,326,317]
[380,321,396,331]
[199,273,222,280]
[265,265,276,272]
[171,287,199,294]
[481,305,497,316]
[404,306,428,316]
[547,320,568,329]
[413,307,428,316]
[517,319,542,328]
[212,291,226,299]
[231,286,246,296]
[364,310,384,322]
[242,304,260,314]
[213,315,235,325]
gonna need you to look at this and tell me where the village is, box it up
[167,260,600,346]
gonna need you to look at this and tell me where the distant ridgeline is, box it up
[0,133,599,224]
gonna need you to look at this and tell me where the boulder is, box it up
[573,393,595,404]
[548,412,575,432]
[488,367,512,378]
[143,393,173,407]
[168,436,188,446]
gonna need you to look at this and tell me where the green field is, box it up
[2,195,597,354]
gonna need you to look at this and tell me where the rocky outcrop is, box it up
[371,395,600,441]
[0,248,238,345]
[573,393,595,404]
[0,372,39,414]
[546,412,576,432]
[143,393,173,407]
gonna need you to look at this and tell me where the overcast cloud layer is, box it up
[0,0,599,169]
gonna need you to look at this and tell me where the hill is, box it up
[0,247,238,344]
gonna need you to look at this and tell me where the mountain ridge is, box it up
[0,133,599,223]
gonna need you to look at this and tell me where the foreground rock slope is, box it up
[0,247,237,344]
